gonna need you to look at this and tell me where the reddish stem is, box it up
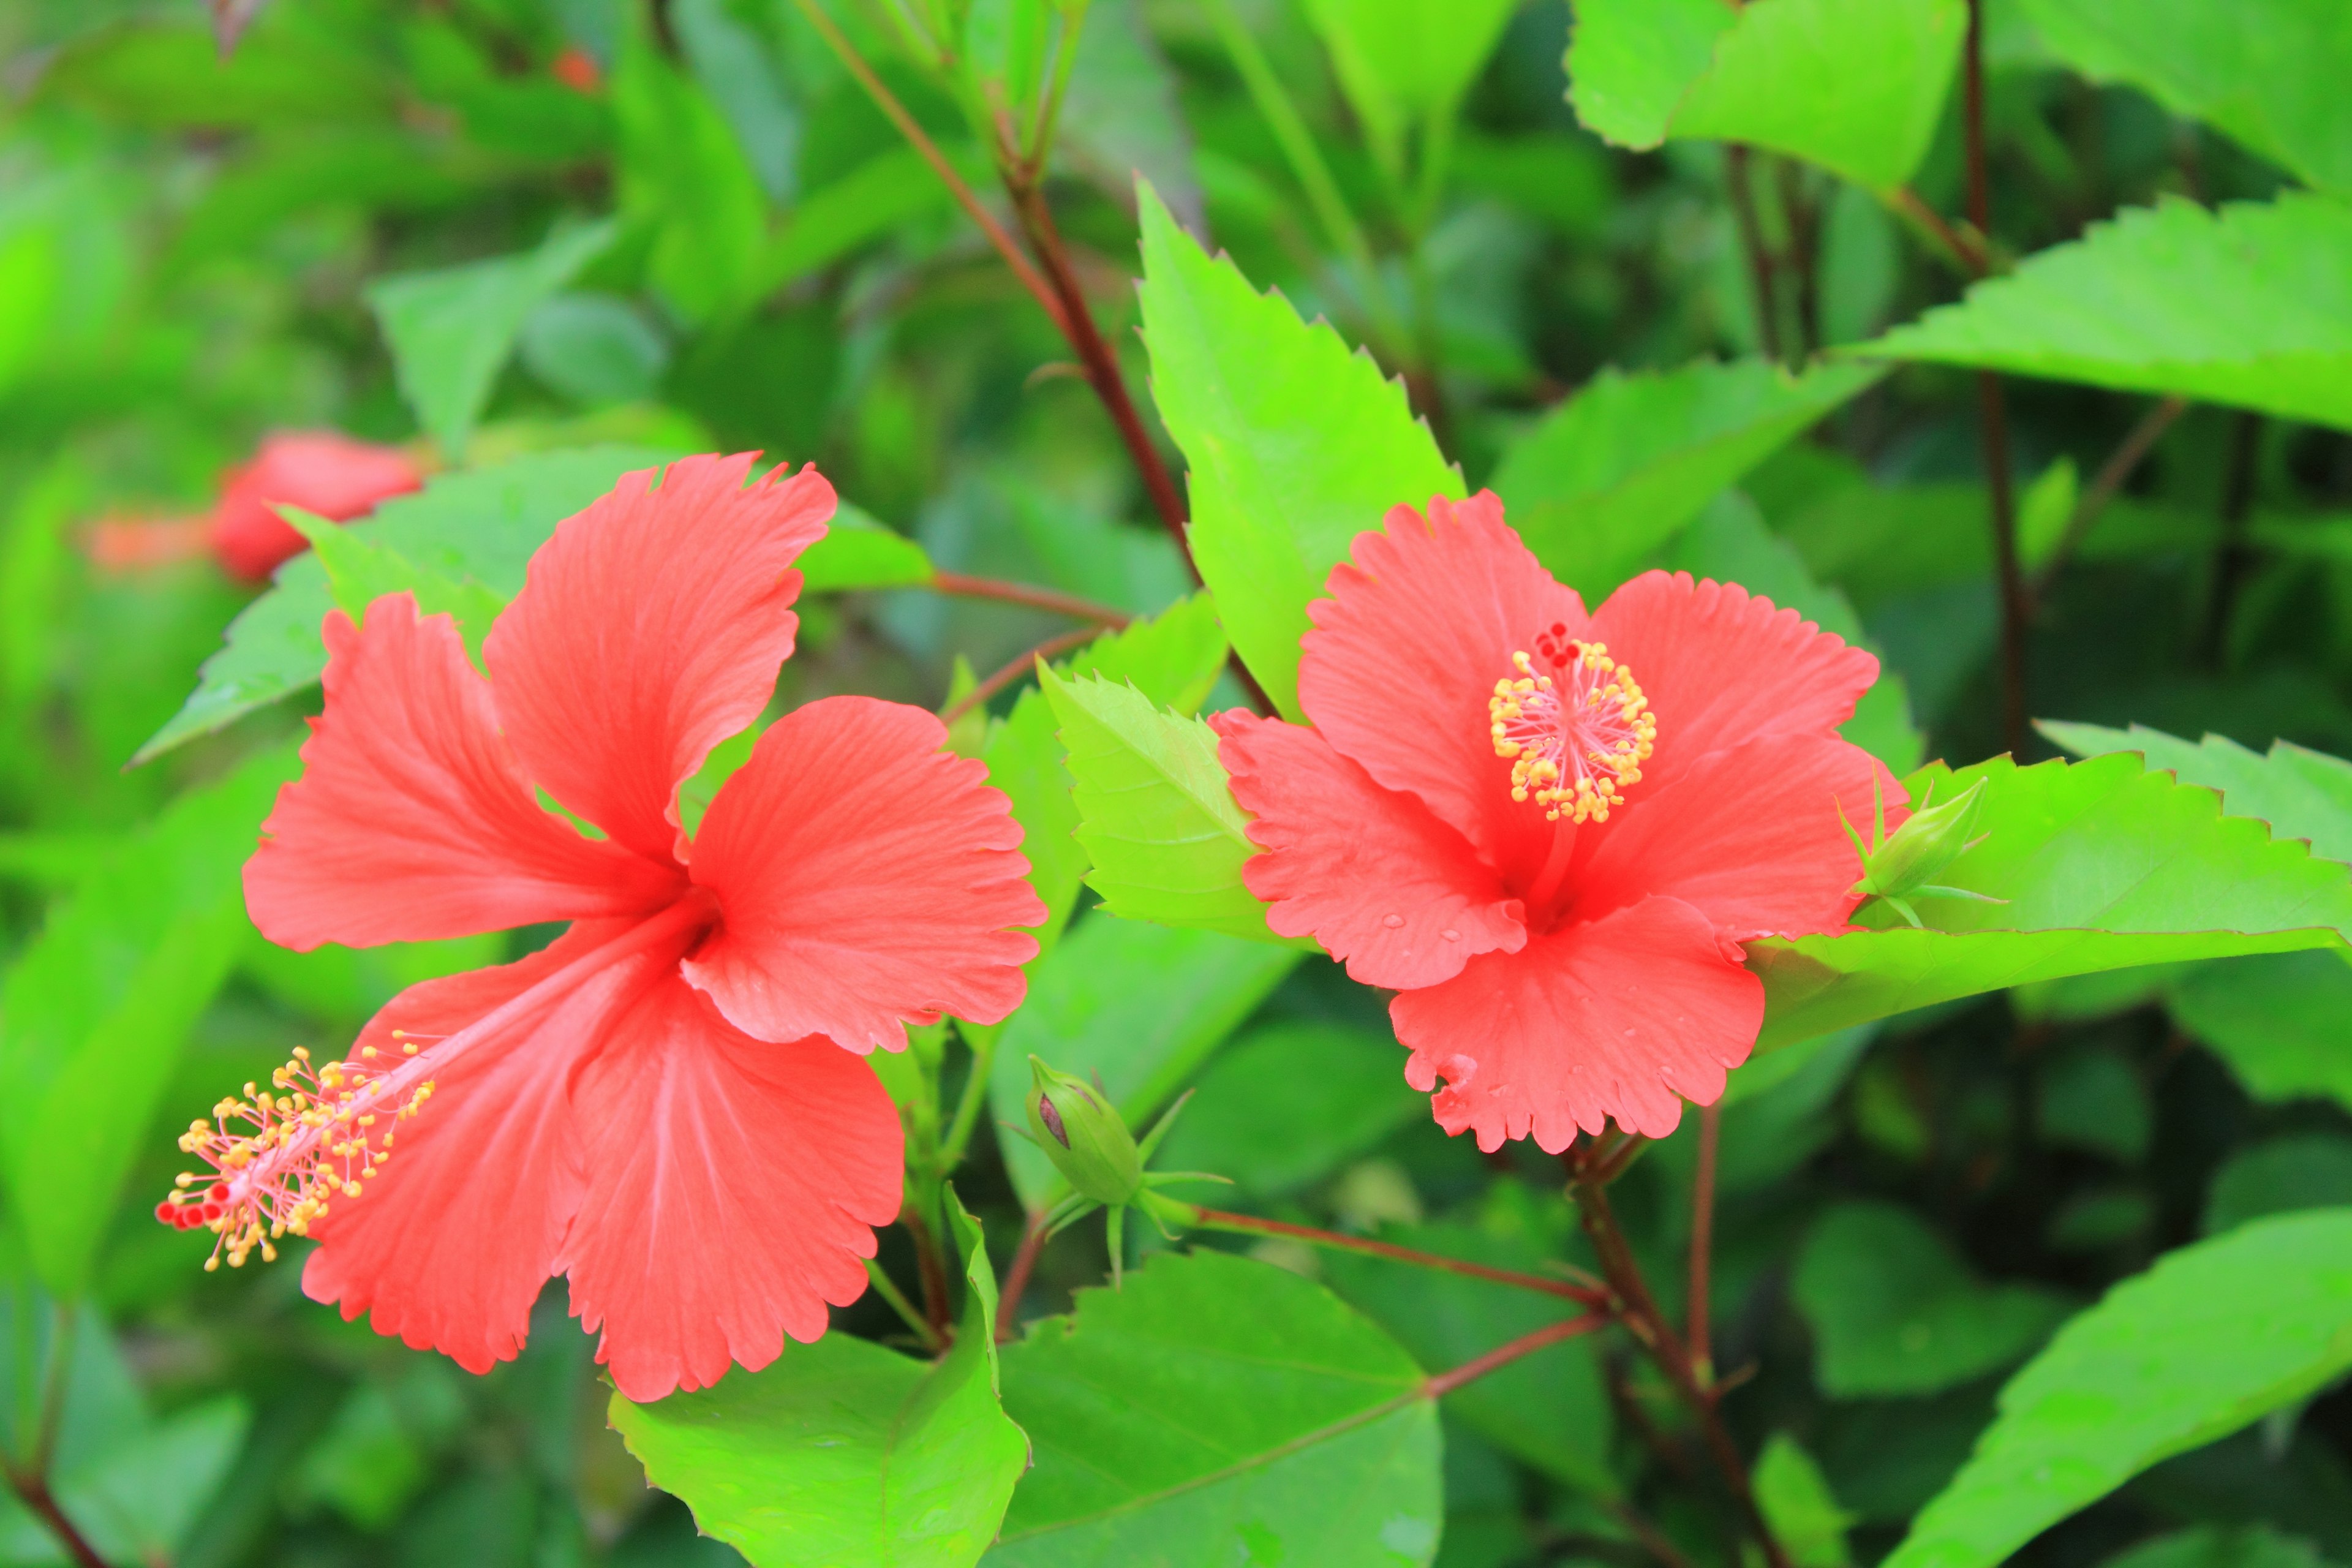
[995,1208,1051,1343]
[5,1472,105,1568]
[1724,145,1782,364]
[1424,1313,1605,1398]
[941,626,1101,725]
[2030,393,2189,603]
[1191,1208,1608,1305]
[900,1203,955,1343]
[930,570,1131,627]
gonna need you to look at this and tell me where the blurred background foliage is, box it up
[0,0,2350,1564]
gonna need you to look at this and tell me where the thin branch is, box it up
[938,1024,1000,1171]
[1604,1499,1703,1568]
[1724,145,1783,364]
[865,1259,946,1351]
[1885,186,1989,276]
[1687,1102,1720,1390]
[1424,1313,1605,1399]
[900,1202,955,1341]
[1189,1207,1608,1305]
[1775,157,1823,358]
[2200,410,2264,665]
[929,570,1131,627]
[995,1208,1051,1342]
[1963,0,2028,758]
[941,626,1099,725]
[3,1472,105,1568]
[788,0,1070,336]
[2030,394,2190,603]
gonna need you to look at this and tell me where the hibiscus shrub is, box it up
[4,2,2351,1566]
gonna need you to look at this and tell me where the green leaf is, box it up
[799,504,937,594]
[2016,0,2352,196]
[982,594,1230,963]
[989,1250,1442,1566]
[2204,1136,2352,1237]
[987,914,1300,1209]
[1040,669,1286,941]
[136,446,679,764]
[1755,1433,1857,1568]
[2098,1525,2345,1568]
[1491,358,1882,597]
[611,1193,1027,1568]
[2040,720,2352,864]
[1752,753,2352,1051]
[1136,182,1460,719]
[1321,1222,1615,1496]
[0,747,296,1295]
[364,219,617,460]
[1300,0,1519,176]
[1568,0,1967,191]
[285,508,507,663]
[2165,950,2352,1114]
[1793,1202,2071,1399]
[1883,1210,2352,1568]
[749,147,961,301]
[612,30,769,326]
[1152,1020,1420,1200]
[1859,194,2352,432]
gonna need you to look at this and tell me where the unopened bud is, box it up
[1025,1057,1142,1206]
[1856,775,1989,898]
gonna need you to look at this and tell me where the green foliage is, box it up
[2041,722,2352,864]
[1300,0,1519,181]
[1752,753,2352,1050]
[1885,1210,2352,1568]
[990,1250,1442,1564]
[2164,950,2352,1112]
[2204,1136,2352,1235]
[2016,0,2352,195]
[1755,1433,1858,1568]
[2100,1526,2345,1568]
[1152,1020,1420,1199]
[611,1194,1026,1568]
[1794,1202,2072,1398]
[1863,195,2352,431]
[1135,183,1460,720]
[366,219,617,459]
[1568,0,1966,189]
[1490,357,1881,595]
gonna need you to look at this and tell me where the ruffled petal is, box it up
[484,453,833,864]
[245,596,683,951]
[1393,897,1762,1150]
[682,696,1045,1052]
[1297,492,1588,865]
[1214,710,1524,989]
[1567,734,1905,938]
[1586,571,1880,793]
[558,975,903,1401]
[299,922,649,1373]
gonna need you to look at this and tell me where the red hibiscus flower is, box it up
[159,453,1044,1400]
[1212,493,1901,1150]
[207,431,424,582]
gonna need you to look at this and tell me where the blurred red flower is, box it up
[1213,492,1903,1150]
[160,453,1043,1400]
[207,431,423,581]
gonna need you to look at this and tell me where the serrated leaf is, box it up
[611,1193,1027,1568]
[285,508,506,664]
[988,1250,1442,1566]
[1794,1202,2071,1399]
[1493,358,1882,596]
[136,446,679,763]
[1883,1210,2352,1568]
[2016,0,2352,196]
[1752,752,2352,1050]
[0,747,296,1294]
[365,219,617,459]
[1136,181,1460,719]
[2040,720,2352,864]
[1859,194,2352,431]
[987,914,1300,1210]
[1040,668,1284,940]
[1568,0,1966,191]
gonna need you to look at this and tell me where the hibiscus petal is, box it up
[484,453,832,864]
[1586,570,1881,793]
[245,597,682,951]
[1215,710,1524,989]
[1297,491,1588,864]
[1392,897,1762,1150]
[558,976,903,1401]
[299,922,646,1373]
[1569,733,1907,938]
[681,696,1046,1052]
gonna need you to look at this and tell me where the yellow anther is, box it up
[1487,638,1659,824]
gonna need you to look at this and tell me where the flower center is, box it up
[1488,631,1657,823]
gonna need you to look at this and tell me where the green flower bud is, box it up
[1025,1057,1142,1207]
[1860,775,1991,897]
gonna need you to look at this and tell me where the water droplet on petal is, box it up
[1442,929,1460,941]
[1382,913,1404,929]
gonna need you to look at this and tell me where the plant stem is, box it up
[938,1025,999,1172]
[1774,157,1822,358]
[1187,1207,1608,1304]
[1963,0,2028,758]
[1424,1313,1605,1398]
[930,570,1132,627]
[995,1208,1051,1342]
[4,1471,106,1568]
[2201,410,2264,665]
[788,0,1069,336]
[2030,394,2190,603]
[1605,1499,1702,1568]
[941,626,1101,725]
[1724,145,1783,364]
[1687,1102,1720,1389]
[1571,1164,1793,1568]
[865,1259,945,1352]
[901,1202,956,1341]
[1885,186,1989,276]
